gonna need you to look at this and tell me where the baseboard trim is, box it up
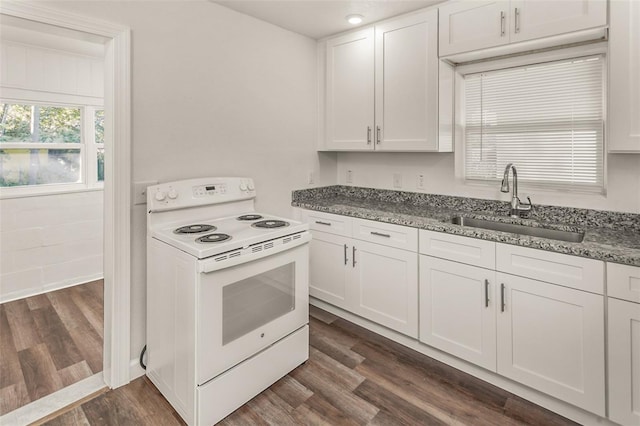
[130,357,145,381]
[0,274,104,304]
[0,373,107,426]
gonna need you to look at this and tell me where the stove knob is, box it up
[155,191,167,201]
[239,182,248,191]
[247,181,255,191]
[167,189,178,200]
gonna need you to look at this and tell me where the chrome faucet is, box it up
[501,163,533,218]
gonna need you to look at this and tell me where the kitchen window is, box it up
[462,53,605,193]
[0,102,104,196]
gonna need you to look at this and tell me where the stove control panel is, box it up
[148,177,256,213]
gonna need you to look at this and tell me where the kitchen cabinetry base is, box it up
[310,297,616,426]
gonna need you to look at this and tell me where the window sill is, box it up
[0,184,104,200]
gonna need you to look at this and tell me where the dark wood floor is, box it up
[0,280,104,415]
[41,305,577,426]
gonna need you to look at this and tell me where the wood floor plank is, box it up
[308,305,338,324]
[289,360,379,425]
[290,403,333,426]
[3,299,43,351]
[298,394,361,426]
[70,285,104,339]
[354,378,449,426]
[80,385,148,425]
[307,346,365,391]
[18,343,64,402]
[40,406,91,426]
[67,323,103,374]
[32,304,84,371]
[0,381,30,416]
[47,287,97,333]
[246,389,299,426]
[219,404,269,426]
[58,361,93,388]
[504,397,579,426]
[268,375,313,409]
[0,304,25,389]
[26,294,52,311]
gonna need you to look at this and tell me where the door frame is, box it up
[0,2,132,389]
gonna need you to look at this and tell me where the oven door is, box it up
[196,243,308,385]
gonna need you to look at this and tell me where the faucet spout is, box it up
[500,163,531,218]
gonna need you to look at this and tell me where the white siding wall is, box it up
[0,191,104,302]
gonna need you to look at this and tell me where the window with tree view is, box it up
[0,103,104,191]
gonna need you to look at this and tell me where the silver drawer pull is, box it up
[315,221,332,226]
[371,231,391,238]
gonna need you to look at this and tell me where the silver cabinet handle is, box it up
[315,221,331,226]
[376,126,381,144]
[485,279,490,308]
[371,231,391,238]
[344,244,348,265]
[352,246,356,267]
[500,11,506,36]
[367,126,372,145]
[500,283,506,312]
[514,7,520,33]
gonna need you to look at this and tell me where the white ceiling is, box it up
[213,0,444,40]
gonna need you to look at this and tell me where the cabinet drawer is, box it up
[419,230,495,269]
[607,263,640,303]
[496,244,604,294]
[301,210,352,237]
[352,218,418,251]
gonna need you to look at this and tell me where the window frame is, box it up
[0,99,104,198]
[454,42,608,195]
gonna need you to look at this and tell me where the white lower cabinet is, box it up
[496,272,606,416]
[419,256,497,371]
[303,210,419,338]
[607,263,640,425]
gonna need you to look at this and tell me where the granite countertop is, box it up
[292,186,640,267]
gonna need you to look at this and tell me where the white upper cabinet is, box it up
[609,0,640,153]
[325,29,375,150]
[509,0,607,43]
[439,1,510,57]
[324,9,447,152]
[439,0,607,57]
[374,11,439,151]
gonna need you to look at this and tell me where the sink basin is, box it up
[450,216,584,243]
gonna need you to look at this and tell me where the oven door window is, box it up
[222,263,294,345]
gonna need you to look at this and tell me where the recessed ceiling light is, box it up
[346,14,364,25]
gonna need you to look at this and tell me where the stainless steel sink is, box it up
[450,216,584,243]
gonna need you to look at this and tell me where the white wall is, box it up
[336,151,640,214]
[28,0,332,363]
[0,191,104,302]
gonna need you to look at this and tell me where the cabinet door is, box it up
[510,0,607,44]
[325,28,374,150]
[608,297,640,426]
[439,0,510,57]
[609,0,640,152]
[308,231,349,309]
[496,273,605,416]
[374,10,438,151]
[420,256,497,371]
[350,240,418,337]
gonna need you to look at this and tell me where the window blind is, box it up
[464,55,604,192]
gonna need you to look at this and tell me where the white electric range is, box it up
[146,177,309,425]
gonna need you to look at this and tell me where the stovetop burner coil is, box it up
[174,224,216,234]
[237,214,263,221]
[196,233,232,243]
[252,220,289,229]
